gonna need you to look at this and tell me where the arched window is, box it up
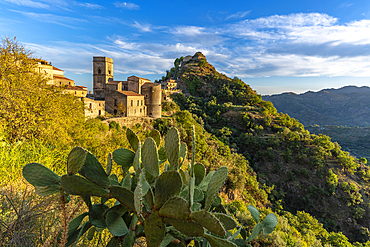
[98,68,101,74]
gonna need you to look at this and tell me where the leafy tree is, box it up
[0,37,84,145]
[117,101,126,116]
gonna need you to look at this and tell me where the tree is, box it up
[117,101,126,116]
[0,37,84,145]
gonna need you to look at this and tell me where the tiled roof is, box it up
[53,75,74,81]
[142,82,161,87]
[66,86,87,91]
[117,91,143,96]
[53,66,63,71]
[128,75,151,81]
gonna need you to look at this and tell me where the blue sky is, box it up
[1,0,370,95]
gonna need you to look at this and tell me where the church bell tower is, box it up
[93,57,113,100]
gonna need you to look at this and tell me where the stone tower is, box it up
[93,57,113,100]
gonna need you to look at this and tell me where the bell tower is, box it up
[93,57,113,100]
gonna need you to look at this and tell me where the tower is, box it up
[93,57,113,100]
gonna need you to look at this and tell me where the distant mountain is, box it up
[263,86,370,127]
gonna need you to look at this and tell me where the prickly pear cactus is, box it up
[22,126,277,247]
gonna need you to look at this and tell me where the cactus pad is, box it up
[67,147,87,175]
[79,151,110,188]
[112,148,135,173]
[149,129,161,147]
[126,128,139,152]
[110,185,135,212]
[213,213,238,230]
[142,137,160,177]
[158,196,190,220]
[165,127,180,170]
[194,163,205,186]
[203,233,238,247]
[205,167,228,211]
[154,171,182,209]
[144,210,165,247]
[163,218,204,237]
[248,205,260,224]
[60,175,109,197]
[190,210,226,236]
[106,211,129,236]
[23,163,60,187]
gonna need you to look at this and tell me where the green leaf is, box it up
[158,146,167,161]
[87,227,95,240]
[61,175,109,197]
[121,174,132,190]
[159,233,176,247]
[122,229,135,247]
[179,169,190,186]
[203,233,238,247]
[262,213,277,234]
[110,185,135,212]
[142,137,160,177]
[133,142,141,172]
[106,211,129,236]
[194,163,206,186]
[67,147,87,176]
[213,213,238,230]
[112,148,135,173]
[79,151,110,188]
[106,236,121,247]
[198,171,215,191]
[34,184,61,196]
[159,196,191,220]
[144,210,165,247]
[247,205,260,224]
[90,204,109,228]
[23,163,60,187]
[106,152,113,176]
[190,210,226,236]
[164,217,204,237]
[149,129,161,147]
[134,170,149,215]
[179,143,187,169]
[205,167,228,211]
[68,212,88,236]
[154,171,183,209]
[191,202,202,212]
[126,128,140,152]
[246,223,263,242]
[165,127,180,170]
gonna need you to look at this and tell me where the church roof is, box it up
[117,91,143,96]
[53,75,74,81]
[142,82,161,87]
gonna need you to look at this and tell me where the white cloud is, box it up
[3,0,49,8]
[78,2,104,9]
[113,2,139,10]
[133,21,151,32]
[10,10,87,28]
[225,11,251,20]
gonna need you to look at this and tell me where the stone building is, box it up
[92,56,161,118]
[161,78,181,101]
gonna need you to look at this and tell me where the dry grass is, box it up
[0,181,84,247]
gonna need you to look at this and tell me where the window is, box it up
[134,109,136,114]
[137,100,139,106]
[131,100,133,106]
[98,68,101,74]
[89,103,92,109]
[140,108,142,113]
[75,91,76,95]
[141,100,143,106]
[145,94,148,98]
[114,99,117,106]
[99,110,101,116]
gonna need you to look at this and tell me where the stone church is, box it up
[91,57,162,118]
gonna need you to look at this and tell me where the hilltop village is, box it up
[37,57,180,119]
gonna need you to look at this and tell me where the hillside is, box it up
[262,86,370,127]
[164,53,370,244]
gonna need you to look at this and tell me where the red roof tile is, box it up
[117,91,143,96]
[53,66,63,71]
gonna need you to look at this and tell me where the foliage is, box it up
[0,37,85,145]
[22,126,277,246]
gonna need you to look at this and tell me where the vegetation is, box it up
[2,39,370,246]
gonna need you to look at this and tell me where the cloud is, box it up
[133,21,151,32]
[339,2,353,8]
[113,2,139,10]
[10,10,87,28]
[168,26,226,46]
[77,2,104,9]
[3,0,49,8]
[225,11,251,20]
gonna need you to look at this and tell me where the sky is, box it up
[1,0,370,95]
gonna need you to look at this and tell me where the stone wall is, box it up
[103,117,154,129]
